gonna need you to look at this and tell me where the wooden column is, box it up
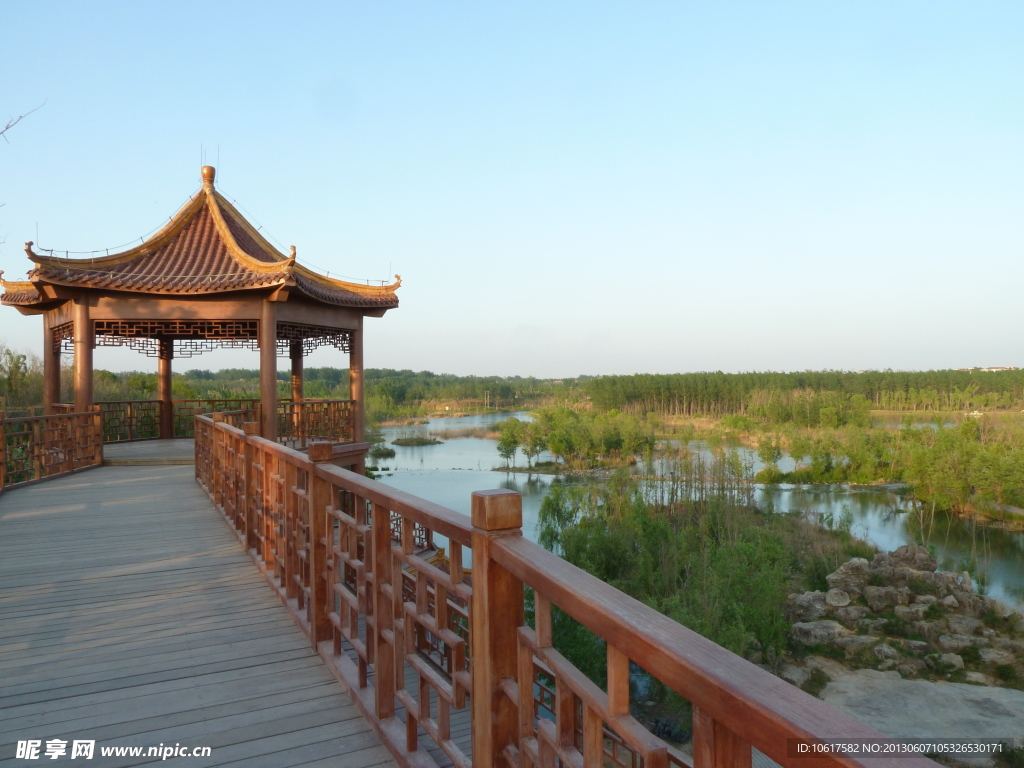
[290,340,303,402]
[349,319,364,443]
[42,311,61,414]
[260,299,277,440]
[158,339,174,439]
[72,298,93,414]
[470,489,524,768]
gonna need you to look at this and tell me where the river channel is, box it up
[377,411,1024,612]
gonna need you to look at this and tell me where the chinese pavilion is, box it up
[0,166,399,444]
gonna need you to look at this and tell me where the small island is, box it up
[392,437,443,447]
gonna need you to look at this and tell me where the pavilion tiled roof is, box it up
[1,167,400,309]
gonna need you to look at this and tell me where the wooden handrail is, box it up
[489,534,936,768]
[1,410,103,493]
[193,411,939,768]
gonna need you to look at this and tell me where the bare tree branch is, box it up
[1,101,46,143]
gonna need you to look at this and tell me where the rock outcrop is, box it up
[785,544,1022,690]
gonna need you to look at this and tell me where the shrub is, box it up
[996,745,1024,768]
[801,668,830,698]
[995,664,1018,682]
[960,646,981,665]
[908,576,937,596]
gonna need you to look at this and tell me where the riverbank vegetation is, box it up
[494,407,657,469]
[535,450,876,707]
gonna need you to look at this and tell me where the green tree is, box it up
[497,417,523,467]
[521,422,548,469]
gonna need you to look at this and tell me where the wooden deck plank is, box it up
[0,465,399,767]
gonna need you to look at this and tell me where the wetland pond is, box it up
[377,411,1024,612]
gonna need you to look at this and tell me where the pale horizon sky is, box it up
[2,2,1021,378]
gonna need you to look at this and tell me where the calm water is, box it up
[378,412,1024,612]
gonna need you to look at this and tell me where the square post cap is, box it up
[308,441,333,462]
[471,489,522,531]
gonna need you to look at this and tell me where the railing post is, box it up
[470,489,524,768]
[308,441,333,648]
[0,414,6,490]
[211,413,225,508]
[242,422,260,550]
[693,706,752,768]
[371,499,396,721]
[194,417,204,483]
[32,418,42,481]
[94,408,104,467]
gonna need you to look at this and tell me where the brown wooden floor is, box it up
[0,465,398,768]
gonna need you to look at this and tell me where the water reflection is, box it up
[377,413,1024,611]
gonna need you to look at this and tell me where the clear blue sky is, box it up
[2,2,1021,376]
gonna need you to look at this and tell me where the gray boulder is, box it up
[947,615,982,636]
[858,618,890,635]
[904,640,931,653]
[786,591,828,623]
[834,636,878,652]
[873,643,899,661]
[790,620,851,646]
[979,648,1015,666]
[834,605,870,626]
[909,620,945,641]
[938,653,965,670]
[995,638,1024,654]
[780,664,812,687]
[939,594,959,609]
[873,543,937,572]
[863,585,911,612]
[826,558,870,597]
[936,634,990,653]
[895,604,928,622]
[952,591,984,617]
[826,588,851,607]
[897,663,919,677]
[914,594,938,605]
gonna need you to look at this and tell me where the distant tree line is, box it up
[584,370,1024,416]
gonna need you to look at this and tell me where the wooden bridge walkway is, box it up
[0,460,398,768]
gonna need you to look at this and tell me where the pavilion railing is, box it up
[58,397,354,445]
[276,399,355,448]
[1,411,103,493]
[195,412,934,768]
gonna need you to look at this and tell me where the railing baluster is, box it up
[470,489,525,768]
[693,707,752,768]
[308,442,333,647]
[371,501,396,721]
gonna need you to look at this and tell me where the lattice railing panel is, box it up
[276,400,354,448]
[97,401,160,442]
[1,412,103,491]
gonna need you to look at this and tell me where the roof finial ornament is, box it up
[289,245,296,259]
[201,166,216,187]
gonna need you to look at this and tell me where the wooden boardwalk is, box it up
[0,463,398,768]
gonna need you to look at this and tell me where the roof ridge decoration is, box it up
[4,166,400,310]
